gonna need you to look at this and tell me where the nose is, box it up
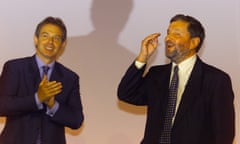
[48,37,54,44]
[165,33,174,42]
[165,34,172,41]
[165,35,170,42]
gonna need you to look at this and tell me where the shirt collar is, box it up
[35,55,55,70]
[172,55,197,72]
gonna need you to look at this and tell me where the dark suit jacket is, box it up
[0,56,84,144]
[118,57,235,144]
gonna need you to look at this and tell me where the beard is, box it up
[165,45,191,63]
[165,45,179,62]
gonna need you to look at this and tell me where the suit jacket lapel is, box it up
[49,62,64,100]
[152,64,172,118]
[26,56,41,94]
[50,62,63,82]
[173,58,204,127]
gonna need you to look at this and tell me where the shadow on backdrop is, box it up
[60,0,147,138]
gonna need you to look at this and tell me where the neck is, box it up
[173,53,196,64]
[36,54,55,65]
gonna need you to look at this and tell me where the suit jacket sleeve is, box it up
[210,73,235,144]
[49,73,84,129]
[117,62,148,105]
[0,61,39,116]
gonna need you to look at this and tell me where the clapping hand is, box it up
[37,75,62,107]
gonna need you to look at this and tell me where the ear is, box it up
[61,40,67,49]
[190,37,200,50]
[57,40,67,58]
[34,35,38,47]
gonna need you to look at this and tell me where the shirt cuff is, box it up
[46,101,59,117]
[35,93,44,110]
[135,61,146,69]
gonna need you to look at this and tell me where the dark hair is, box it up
[34,16,67,42]
[170,14,205,52]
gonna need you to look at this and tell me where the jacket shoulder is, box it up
[55,62,79,78]
[148,63,171,74]
[201,61,231,79]
[4,56,32,65]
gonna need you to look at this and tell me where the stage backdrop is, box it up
[0,0,239,143]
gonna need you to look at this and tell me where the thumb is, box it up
[40,74,48,85]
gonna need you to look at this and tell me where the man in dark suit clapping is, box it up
[0,16,84,144]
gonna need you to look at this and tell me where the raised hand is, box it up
[137,33,160,63]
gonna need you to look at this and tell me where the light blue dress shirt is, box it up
[34,55,59,117]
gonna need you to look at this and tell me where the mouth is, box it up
[46,47,53,50]
[45,45,54,51]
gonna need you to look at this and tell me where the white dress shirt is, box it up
[135,55,197,122]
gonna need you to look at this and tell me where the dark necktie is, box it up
[42,66,49,78]
[159,66,179,144]
[36,66,49,144]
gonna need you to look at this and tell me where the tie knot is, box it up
[42,66,49,75]
[174,65,178,73]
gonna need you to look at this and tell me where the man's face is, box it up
[34,24,65,64]
[165,20,196,64]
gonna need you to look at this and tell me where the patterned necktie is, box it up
[159,66,179,144]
